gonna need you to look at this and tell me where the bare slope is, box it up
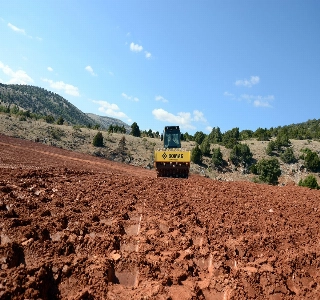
[1,135,320,299]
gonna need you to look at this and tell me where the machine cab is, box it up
[161,126,181,149]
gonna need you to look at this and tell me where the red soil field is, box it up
[1,134,320,299]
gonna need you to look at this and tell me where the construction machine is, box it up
[154,126,190,178]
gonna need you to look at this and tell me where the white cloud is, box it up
[223,91,235,97]
[241,94,274,108]
[206,126,213,132]
[7,22,41,40]
[121,93,139,102]
[8,23,26,35]
[0,61,33,84]
[130,42,143,52]
[85,65,97,76]
[152,109,194,130]
[155,95,168,103]
[152,109,208,130]
[42,78,80,96]
[235,76,260,88]
[145,51,152,59]
[47,67,53,72]
[193,110,207,122]
[93,100,130,121]
[224,89,274,108]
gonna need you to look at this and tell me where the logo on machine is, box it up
[162,153,167,159]
[169,153,184,159]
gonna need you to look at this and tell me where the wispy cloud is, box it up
[223,91,235,98]
[42,78,80,96]
[241,94,274,108]
[155,95,168,103]
[8,23,26,35]
[224,88,274,108]
[93,100,130,121]
[0,61,33,84]
[145,51,152,59]
[7,22,41,40]
[85,65,97,76]
[206,126,213,132]
[47,67,53,72]
[152,109,208,130]
[130,42,143,52]
[235,76,260,88]
[121,93,139,102]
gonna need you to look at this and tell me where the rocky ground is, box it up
[1,133,320,299]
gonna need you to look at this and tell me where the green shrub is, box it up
[191,144,202,164]
[56,116,64,125]
[304,149,320,172]
[211,147,224,168]
[298,175,319,189]
[230,144,253,167]
[93,132,104,147]
[280,148,297,164]
[200,136,211,156]
[256,158,281,185]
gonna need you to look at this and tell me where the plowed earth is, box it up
[1,134,320,300]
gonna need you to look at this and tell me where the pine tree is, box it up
[93,132,104,147]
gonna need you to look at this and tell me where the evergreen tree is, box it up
[208,127,222,144]
[280,147,297,164]
[303,149,320,172]
[194,131,206,145]
[256,158,281,185]
[230,144,253,167]
[211,147,224,169]
[130,122,141,137]
[56,116,64,125]
[200,136,211,156]
[191,144,202,164]
[93,132,104,147]
[222,127,240,149]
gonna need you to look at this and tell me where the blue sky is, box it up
[1,1,320,134]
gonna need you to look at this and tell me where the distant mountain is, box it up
[0,83,130,130]
[86,113,131,132]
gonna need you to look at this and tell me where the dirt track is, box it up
[1,133,320,299]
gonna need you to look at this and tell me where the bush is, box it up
[280,147,297,164]
[303,149,320,172]
[191,144,202,164]
[56,116,64,125]
[93,132,104,147]
[256,158,281,185]
[298,175,319,189]
[222,127,240,149]
[211,147,224,169]
[44,115,55,123]
[230,144,253,167]
[200,136,211,156]
[266,141,275,156]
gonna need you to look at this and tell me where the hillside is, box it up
[1,134,320,299]
[1,112,320,186]
[86,113,131,132]
[0,84,130,130]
